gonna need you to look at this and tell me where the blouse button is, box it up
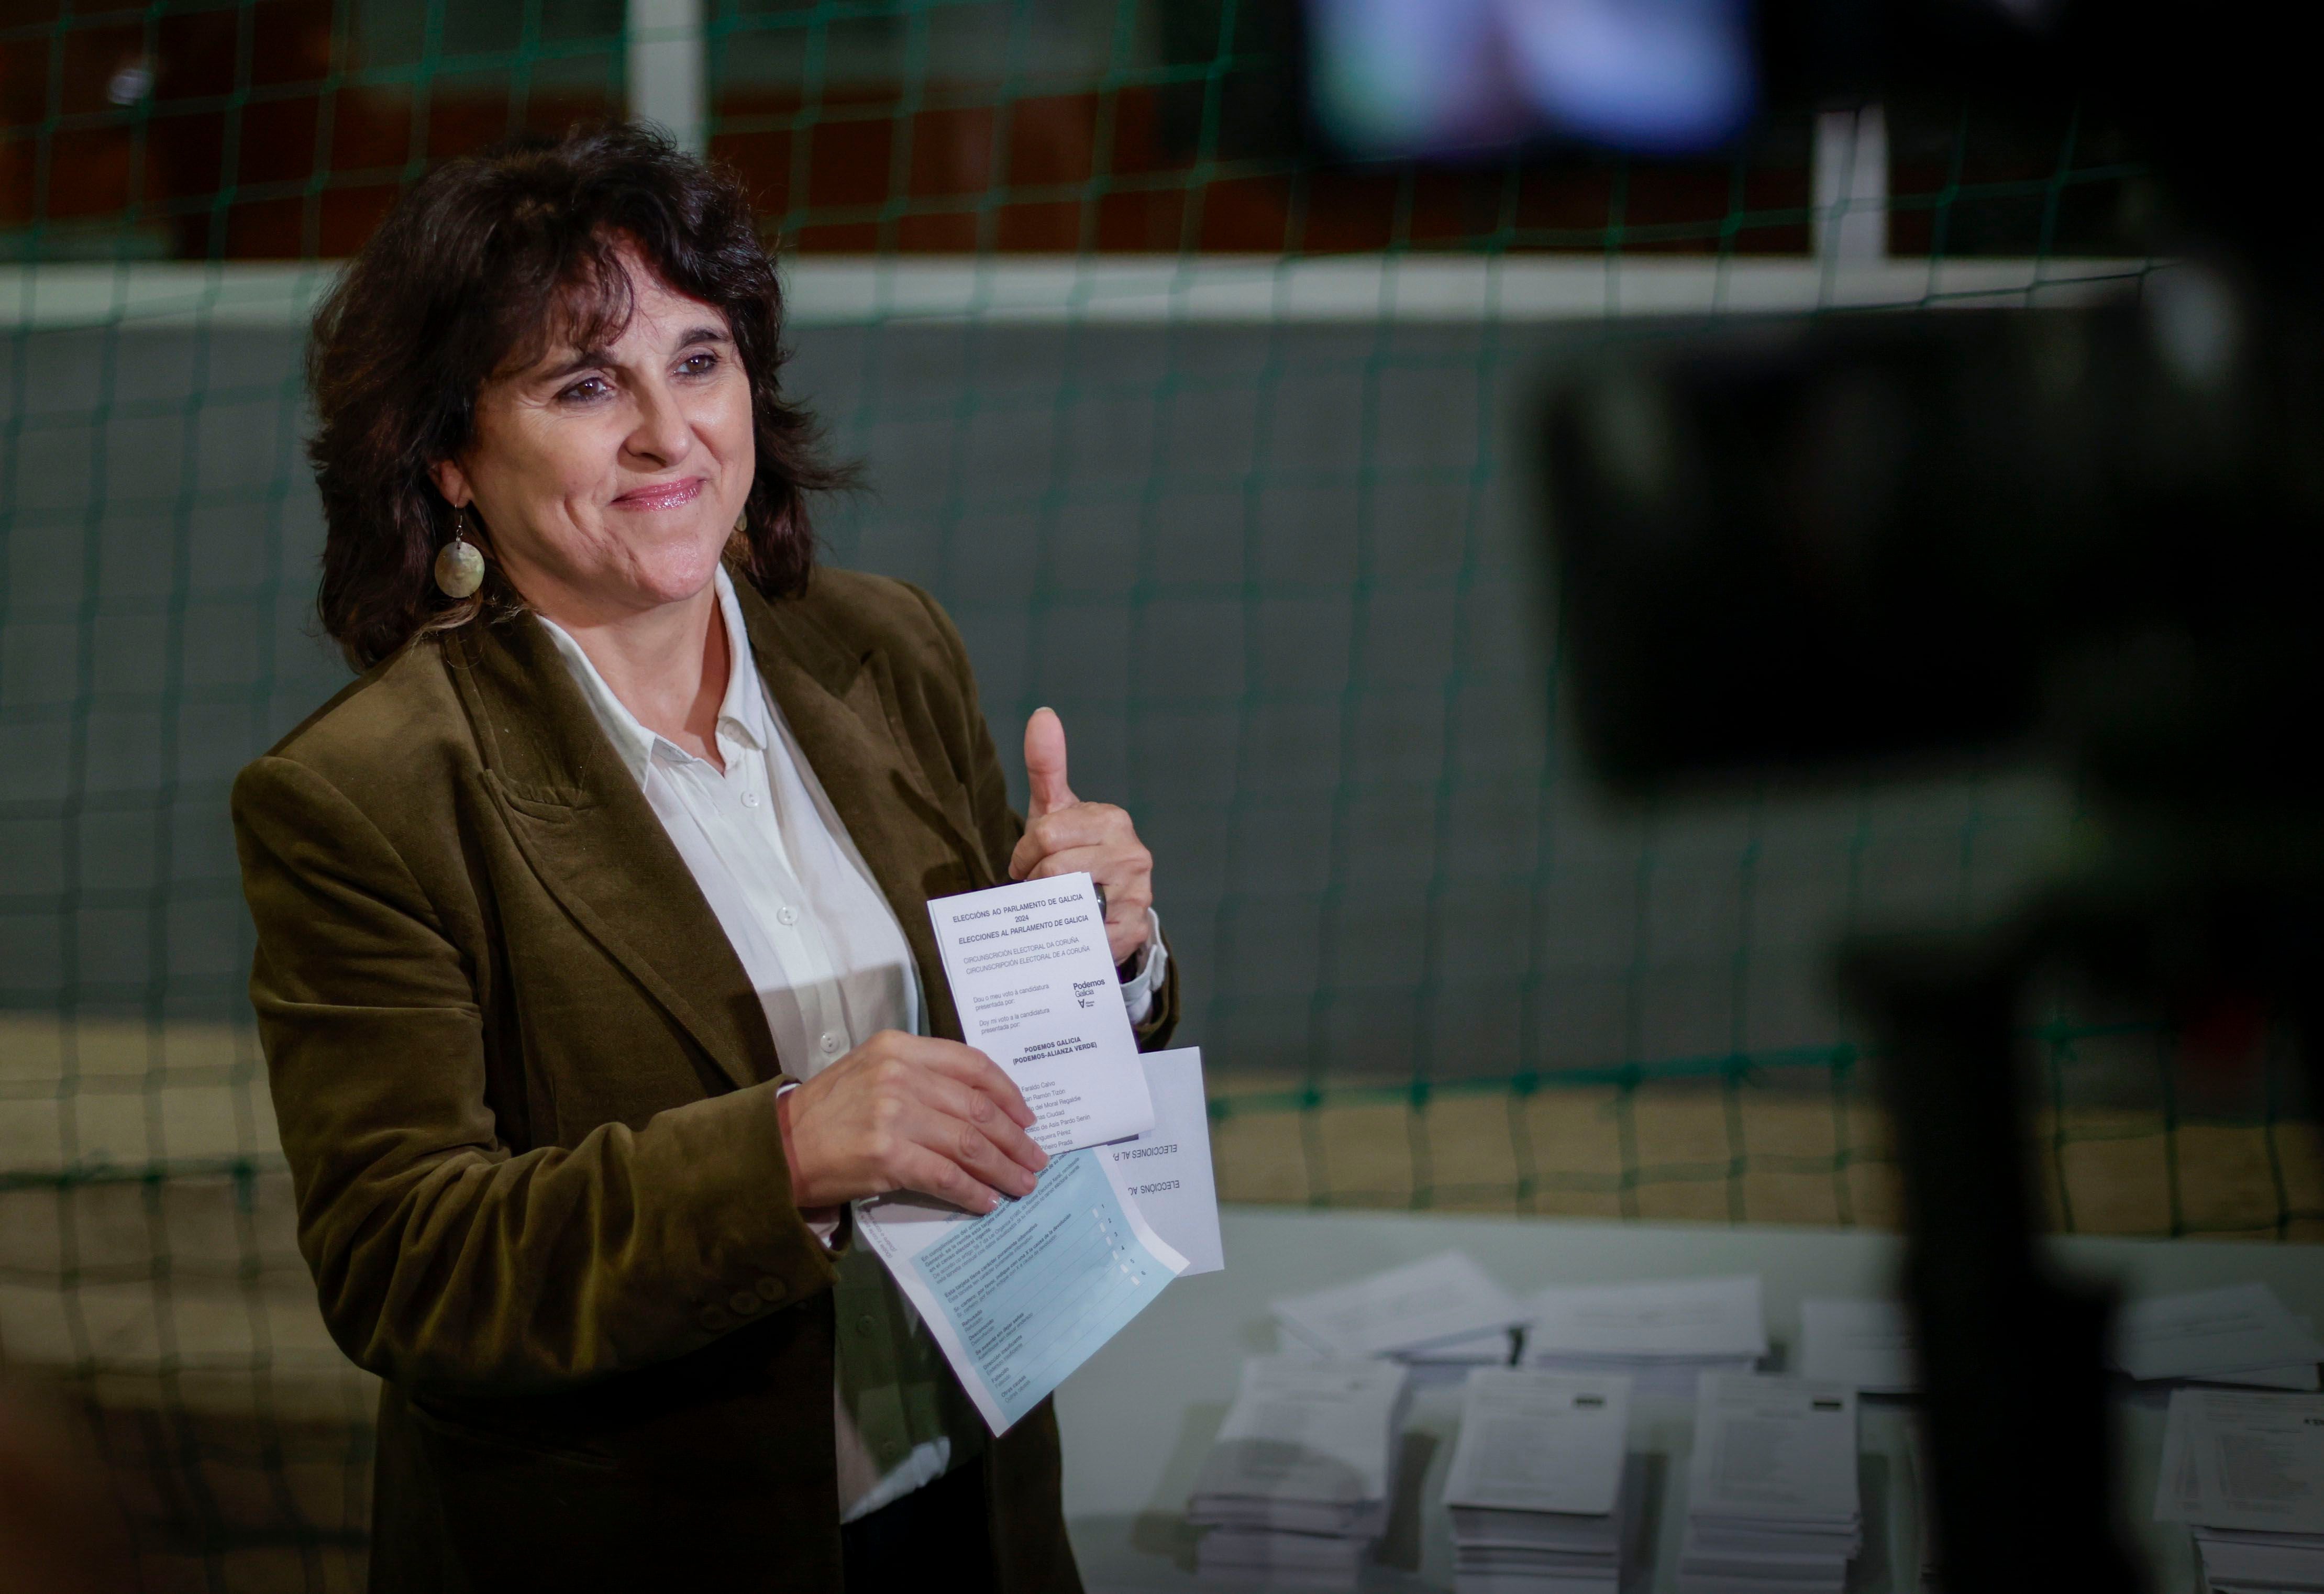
[820,1032,844,1056]
[741,790,761,809]
[777,905,798,926]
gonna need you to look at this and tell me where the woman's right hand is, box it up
[774,1031,1048,1215]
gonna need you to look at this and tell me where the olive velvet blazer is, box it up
[232,564,1178,1592]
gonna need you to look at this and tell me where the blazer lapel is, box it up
[735,577,993,1043]
[447,616,777,1092]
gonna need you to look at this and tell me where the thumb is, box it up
[1024,706,1076,820]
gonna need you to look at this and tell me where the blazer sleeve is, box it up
[904,583,1181,1052]
[233,754,843,1396]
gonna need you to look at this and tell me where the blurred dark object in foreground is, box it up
[1534,4,2324,1594]
[1552,290,2324,803]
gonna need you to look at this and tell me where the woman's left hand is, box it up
[1008,707,1155,967]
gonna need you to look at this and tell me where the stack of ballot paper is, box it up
[1799,1299,1919,1394]
[1678,1374,1863,1594]
[1188,1355,1412,1587]
[2156,1387,2324,1593]
[1398,1326,1521,1381]
[1524,1276,1769,1397]
[2112,1283,2324,1390]
[1441,1368,1637,1594]
[1274,1252,1526,1381]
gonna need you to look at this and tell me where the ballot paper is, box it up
[2194,1533,2324,1593]
[2155,1388,2324,1532]
[1679,1374,1863,1594]
[1279,1322,1518,1388]
[1530,1275,1767,1359]
[856,1145,1186,1434]
[927,872,1154,1154]
[1686,1374,1861,1528]
[1443,1369,1631,1520]
[2200,1350,2324,1392]
[1190,1366,1403,1589]
[2155,1388,2324,1593]
[1189,1354,1412,1541]
[1451,1506,1643,1594]
[1405,1326,1522,1378]
[1102,1047,1224,1276]
[1525,1276,1768,1397]
[2113,1283,2324,1386]
[1799,1299,1919,1394]
[1272,1251,1526,1360]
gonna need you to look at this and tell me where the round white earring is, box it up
[435,509,485,599]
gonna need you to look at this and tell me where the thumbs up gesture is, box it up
[1009,706,1155,966]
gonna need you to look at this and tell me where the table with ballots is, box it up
[893,879,2324,1591]
[1189,1259,1876,1592]
[1108,1220,2324,1594]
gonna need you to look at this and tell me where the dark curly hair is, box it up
[307,124,849,670]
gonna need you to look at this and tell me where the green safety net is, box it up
[0,1,2311,1586]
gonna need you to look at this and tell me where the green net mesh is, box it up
[0,0,2312,1586]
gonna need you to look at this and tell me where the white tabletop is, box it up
[1054,1205,2324,1591]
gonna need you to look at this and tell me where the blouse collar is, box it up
[534,564,772,785]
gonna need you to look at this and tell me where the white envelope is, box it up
[1104,1047,1224,1276]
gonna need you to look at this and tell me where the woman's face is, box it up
[433,248,755,625]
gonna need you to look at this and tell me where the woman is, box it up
[233,125,1174,1592]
